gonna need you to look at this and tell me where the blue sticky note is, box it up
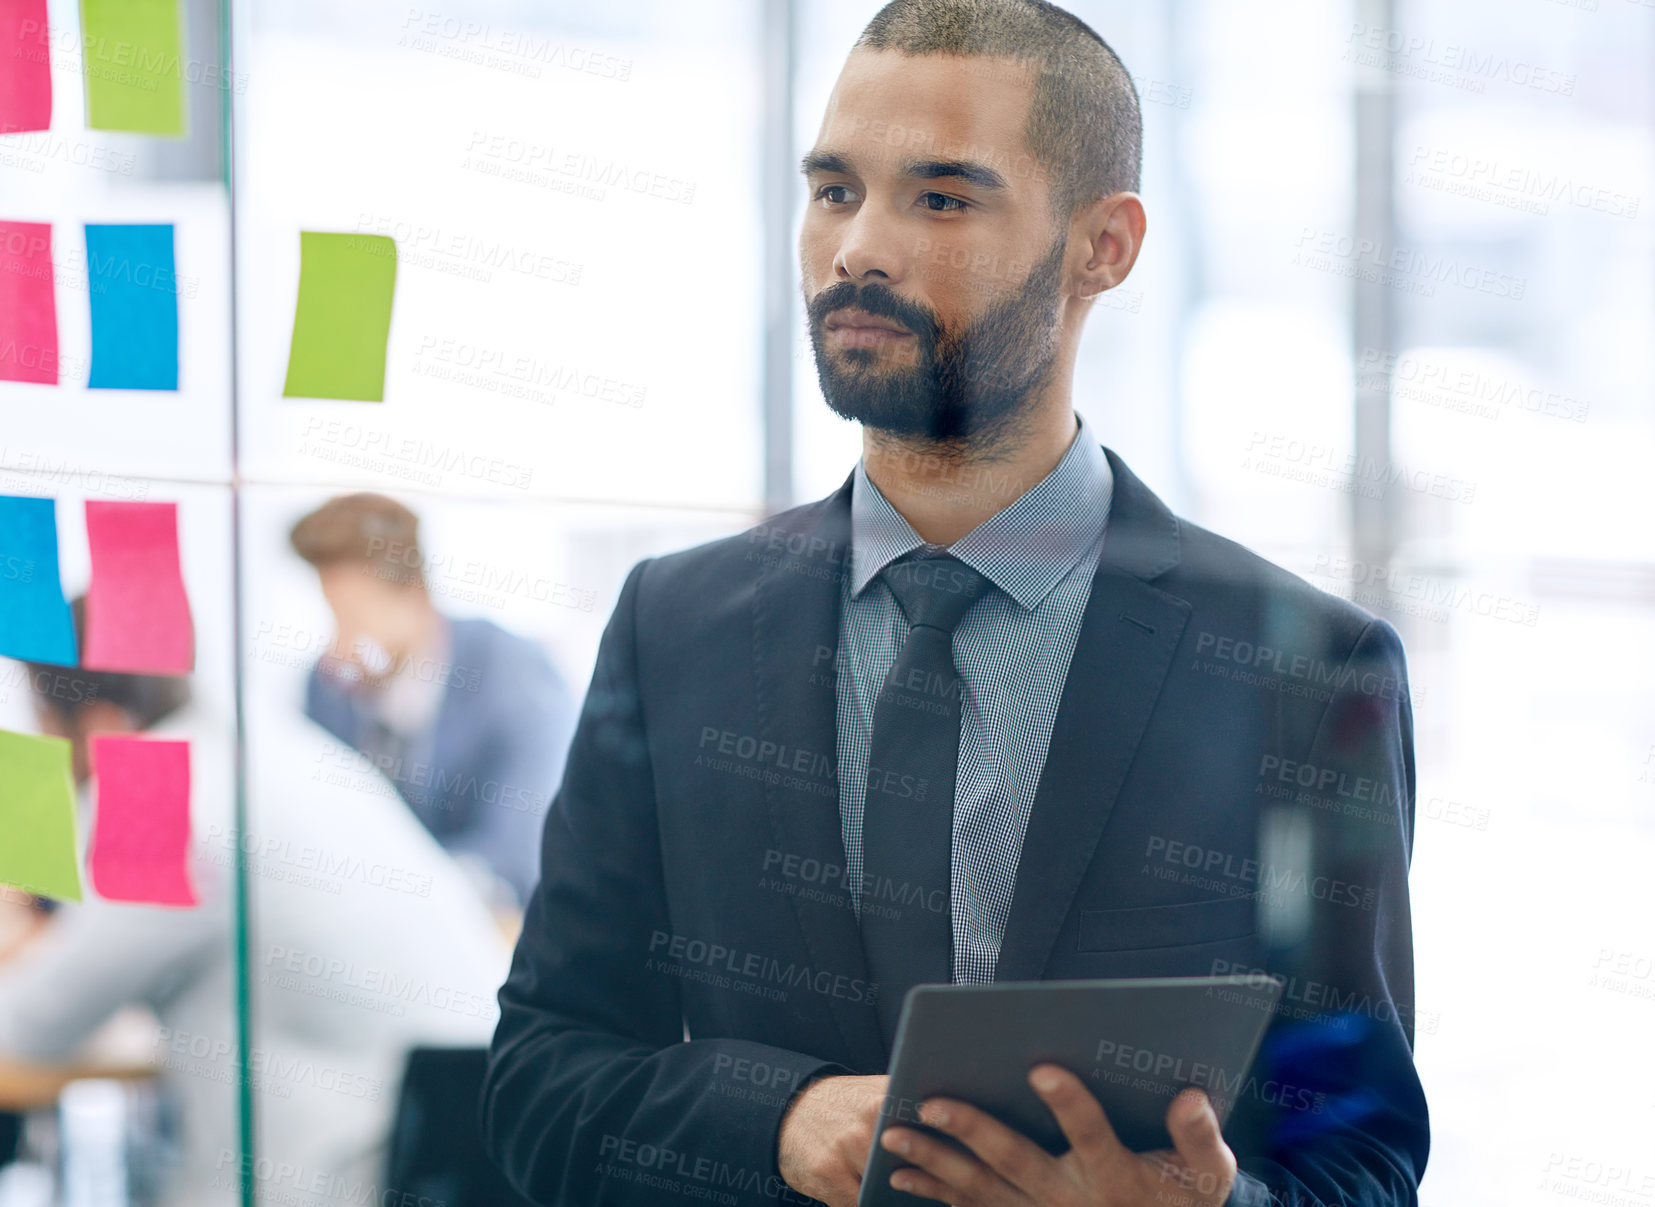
[0,496,78,665]
[85,223,180,391]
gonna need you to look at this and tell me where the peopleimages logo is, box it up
[155,1027,384,1101]
[1143,836,1377,911]
[646,931,876,1005]
[1192,630,1417,706]
[1090,1038,1326,1116]
[1356,347,1591,424]
[744,522,853,565]
[1291,226,1526,300]
[1209,959,1440,1034]
[1405,145,1639,220]
[1257,755,1408,809]
[760,847,946,919]
[1244,431,1479,503]
[596,1134,815,1205]
[697,727,834,778]
[1309,554,1540,627]
[1342,23,1576,96]
[261,945,498,1020]
[213,1150,444,1207]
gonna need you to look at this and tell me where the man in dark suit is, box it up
[483,2,1428,1205]
[290,492,576,911]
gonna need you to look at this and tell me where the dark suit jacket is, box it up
[481,449,1430,1206]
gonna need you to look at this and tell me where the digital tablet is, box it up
[858,975,1284,1207]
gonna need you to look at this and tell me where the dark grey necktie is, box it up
[859,547,993,1047]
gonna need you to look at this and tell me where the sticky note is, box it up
[0,495,78,665]
[82,500,194,674]
[85,224,180,390]
[0,0,52,134]
[281,232,397,402]
[89,734,195,906]
[78,0,184,136]
[0,729,82,902]
[0,220,59,385]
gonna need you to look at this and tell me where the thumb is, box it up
[1167,1089,1237,1198]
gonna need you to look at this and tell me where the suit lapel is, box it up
[995,451,1191,983]
[751,473,888,1071]
[748,452,1190,1041]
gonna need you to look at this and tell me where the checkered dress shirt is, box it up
[836,410,1114,985]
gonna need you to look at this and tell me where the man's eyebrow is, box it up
[903,159,1009,191]
[799,151,1009,192]
[800,150,852,177]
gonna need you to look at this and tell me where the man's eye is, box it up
[815,184,858,206]
[919,193,967,212]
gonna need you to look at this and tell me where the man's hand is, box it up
[779,1072,891,1207]
[877,1065,1236,1207]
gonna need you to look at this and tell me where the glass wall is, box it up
[2,0,242,1198]
[230,3,768,1203]
[4,1,769,1202]
[1380,1,1655,1200]
[1,0,1650,1203]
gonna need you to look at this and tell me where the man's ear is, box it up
[1070,192,1147,298]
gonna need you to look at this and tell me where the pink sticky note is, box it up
[0,0,52,134]
[89,734,195,906]
[83,500,195,674]
[0,221,58,385]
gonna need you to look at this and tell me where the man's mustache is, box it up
[806,282,942,347]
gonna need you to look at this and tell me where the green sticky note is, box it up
[281,232,398,403]
[0,729,83,902]
[79,0,186,137]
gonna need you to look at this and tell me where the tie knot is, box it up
[878,549,992,634]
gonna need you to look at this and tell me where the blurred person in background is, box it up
[288,492,577,915]
[0,605,512,1207]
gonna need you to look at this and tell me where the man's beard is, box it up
[805,233,1066,447]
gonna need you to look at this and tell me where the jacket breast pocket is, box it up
[1078,896,1258,953]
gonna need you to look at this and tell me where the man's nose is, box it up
[835,204,911,284]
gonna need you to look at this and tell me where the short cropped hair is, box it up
[854,0,1142,221]
[289,492,424,590]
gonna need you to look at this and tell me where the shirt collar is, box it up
[849,410,1114,611]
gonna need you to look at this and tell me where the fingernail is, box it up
[1032,1070,1061,1092]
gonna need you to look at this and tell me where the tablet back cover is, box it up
[859,975,1284,1207]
